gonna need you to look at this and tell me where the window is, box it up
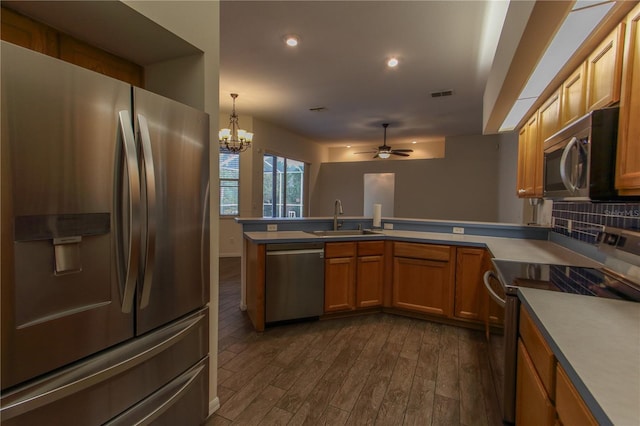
[263,154,305,218]
[220,151,239,215]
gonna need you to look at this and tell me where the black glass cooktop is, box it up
[492,260,640,302]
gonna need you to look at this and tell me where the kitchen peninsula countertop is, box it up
[518,287,640,425]
[243,229,601,267]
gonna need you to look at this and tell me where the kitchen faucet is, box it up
[333,199,343,231]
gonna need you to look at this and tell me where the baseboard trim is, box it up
[209,397,220,416]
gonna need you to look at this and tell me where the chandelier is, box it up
[219,93,253,153]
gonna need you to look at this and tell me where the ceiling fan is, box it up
[355,123,413,159]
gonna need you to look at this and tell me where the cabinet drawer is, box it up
[519,306,556,400]
[516,340,556,426]
[325,242,356,258]
[394,242,451,261]
[556,365,597,426]
[357,240,384,256]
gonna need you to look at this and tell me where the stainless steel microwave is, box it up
[543,107,623,200]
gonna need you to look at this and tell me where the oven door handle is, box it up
[483,270,506,308]
[559,136,578,193]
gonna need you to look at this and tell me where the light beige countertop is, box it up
[519,287,640,425]
[243,229,601,267]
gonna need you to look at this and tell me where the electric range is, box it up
[491,259,640,302]
[486,226,640,424]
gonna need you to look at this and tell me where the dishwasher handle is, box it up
[266,249,324,256]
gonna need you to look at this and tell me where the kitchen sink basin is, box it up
[304,229,382,237]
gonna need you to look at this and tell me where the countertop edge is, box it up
[518,290,613,426]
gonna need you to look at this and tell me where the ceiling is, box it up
[220,1,509,147]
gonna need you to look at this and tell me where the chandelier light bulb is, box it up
[387,57,399,68]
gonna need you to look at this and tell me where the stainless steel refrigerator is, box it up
[1,41,210,425]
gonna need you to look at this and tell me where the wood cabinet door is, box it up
[1,7,58,56]
[392,256,454,317]
[516,340,556,426]
[524,113,543,197]
[517,126,528,197]
[561,62,587,127]
[539,89,561,145]
[517,113,542,198]
[586,23,624,111]
[556,365,598,426]
[324,257,356,312]
[59,34,144,87]
[616,3,640,194]
[356,255,384,308]
[454,247,486,321]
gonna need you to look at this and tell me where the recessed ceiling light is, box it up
[412,141,417,144]
[346,145,351,148]
[387,57,399,68]
[285,35,299,47]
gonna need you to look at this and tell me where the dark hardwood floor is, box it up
[205,257,502,425]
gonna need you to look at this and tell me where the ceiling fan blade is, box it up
[373,153,379,159]
[391,151,410,157]
[354,150,377,154]
[392,149,414,153]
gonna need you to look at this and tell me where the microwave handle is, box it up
[560,136,578,193]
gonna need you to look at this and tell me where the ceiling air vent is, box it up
[430,90,454,98]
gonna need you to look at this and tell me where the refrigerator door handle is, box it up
[136,114,156,310]
[116,110,141,314]
[104,358,207,426]
[201,182,210,290]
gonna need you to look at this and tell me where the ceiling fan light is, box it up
[378,152,391,159]
[285,35,299,47]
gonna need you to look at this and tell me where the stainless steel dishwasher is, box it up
[265,242,325,323]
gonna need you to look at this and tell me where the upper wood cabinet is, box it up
[1,7,57,56]
[392,242,455,317]
[561,62,587,127]
[1,6,143,87]
[59,35,144,87]
[586,23,625,111]
[517,113,543,198]
[616,2,640,194]
[538,89,561,146]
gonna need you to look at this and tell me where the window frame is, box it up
[263,153,305,218]
[219,150,240,217]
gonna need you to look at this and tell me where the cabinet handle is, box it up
[518,189,526,194]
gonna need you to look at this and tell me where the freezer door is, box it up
[0,308,208,425]
[133,88,210,334]
[1,42,134,389]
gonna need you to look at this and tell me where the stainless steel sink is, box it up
[304,229,381,237]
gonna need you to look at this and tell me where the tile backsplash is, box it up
[552,201,640,244]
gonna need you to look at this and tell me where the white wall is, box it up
[497,131,527,224]
[122,0,220,414]
[218,115,328,256]
[311,134,502,222]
